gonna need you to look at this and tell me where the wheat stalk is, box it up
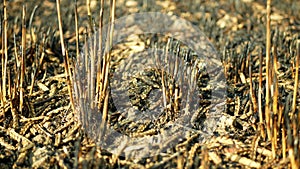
[265,0,272,141]
[56,0,74,109]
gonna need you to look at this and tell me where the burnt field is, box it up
[0,0,299,168]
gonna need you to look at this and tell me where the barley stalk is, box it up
[271,45,279,158]
[99,0,116,139]
[292,41,299,114]
[56,0,74,109]
[265,0,272,141]
[248,52,258,113]
[2,0,8,103]
[258,48,265,139]
[20,5,26,112]
[96,0,104,107]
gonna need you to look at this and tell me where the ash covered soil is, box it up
[0,0,299,168]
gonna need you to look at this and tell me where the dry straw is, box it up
[56,0,74,110]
